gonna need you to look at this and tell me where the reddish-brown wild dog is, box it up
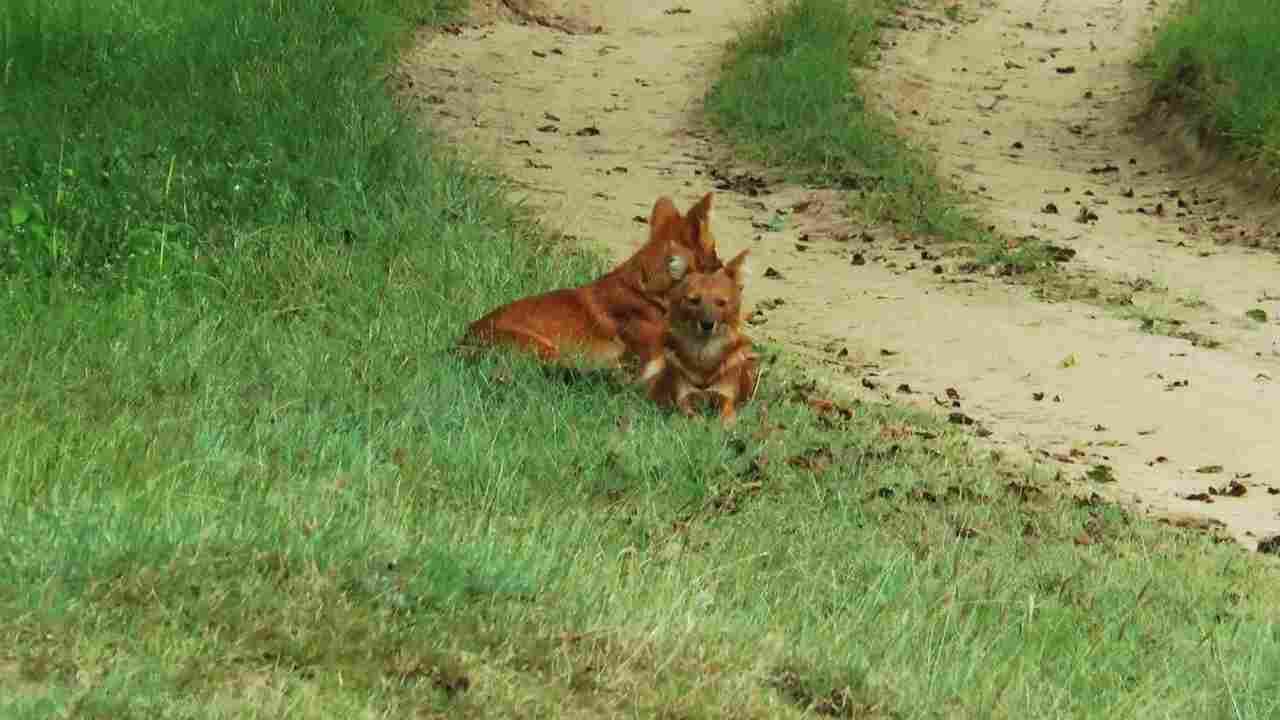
[461,193,723,373]
[645,249,757,426]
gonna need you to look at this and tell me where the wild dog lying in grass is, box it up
[461,194,723,375]
[645,249,757,426]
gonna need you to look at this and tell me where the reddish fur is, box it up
[647,249,758,426]
[462,193,722,371]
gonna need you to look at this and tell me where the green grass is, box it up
[0,0,463,285]
[704,0,1060,275]
[1145,0,1280,172]
[3,0,1280,717]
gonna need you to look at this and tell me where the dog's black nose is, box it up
[699,320,715,333]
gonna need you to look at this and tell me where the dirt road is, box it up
[400,0,1280,546]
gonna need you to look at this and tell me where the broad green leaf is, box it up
[9,197,32,227]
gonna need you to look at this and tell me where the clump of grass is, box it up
[974,238,1061,276]
[1177,291,1211,309]
[1117,301,1223,348]
[1144,0,1280,171]
[1120,301,1184,334]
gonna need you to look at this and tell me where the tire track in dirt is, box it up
[400,0,1280,546]
[864,0,1280,544]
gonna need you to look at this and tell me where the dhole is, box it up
[645,249,757,426]
[461,193,723,373]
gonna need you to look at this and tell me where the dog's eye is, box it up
[714,298,727,308]
[685,295,701,305]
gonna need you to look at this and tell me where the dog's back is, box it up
[461,193,723,370]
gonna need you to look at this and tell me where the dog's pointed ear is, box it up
[666,253,689,281]
[685,192,717,257]
[648,196,681,240]
[724,248,751,288]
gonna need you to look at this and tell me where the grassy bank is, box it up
[3,0,1280,717]
[0,0,472,286]
[1145,0,1280,172]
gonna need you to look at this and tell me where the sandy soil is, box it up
[399,0,1280,547]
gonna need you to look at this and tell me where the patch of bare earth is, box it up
[399,0,1280,547]
[0,659,45,700]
